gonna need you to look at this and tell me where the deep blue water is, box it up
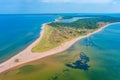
[0,14,59,63]
[0,13,120,64]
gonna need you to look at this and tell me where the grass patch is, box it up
[32,25,62,52]
[32,17,111,52]
[31,23,97,52]
[31,25,83,52]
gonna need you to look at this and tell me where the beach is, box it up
[0,22,119,74]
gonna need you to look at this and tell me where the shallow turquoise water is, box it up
[65,23,120,80]
[60,17,95,23]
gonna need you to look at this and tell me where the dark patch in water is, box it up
[66,52,90,71]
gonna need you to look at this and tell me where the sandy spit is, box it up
[0,22,120,74]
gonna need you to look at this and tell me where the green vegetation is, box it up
[32,25,84,52]
[1,16,120,80]
[32,25,62,52]
[32,16,120,52]
[49,16,120,29]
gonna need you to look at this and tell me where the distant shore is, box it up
[0,22,120,74]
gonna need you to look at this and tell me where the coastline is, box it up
[0,22,120,74]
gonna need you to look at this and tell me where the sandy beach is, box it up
[0,22,119,74]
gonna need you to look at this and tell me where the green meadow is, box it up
[31,16,116,52]
[32,24,93,52]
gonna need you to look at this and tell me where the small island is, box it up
[32,15,120,52]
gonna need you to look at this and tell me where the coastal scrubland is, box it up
[32,16,120,52]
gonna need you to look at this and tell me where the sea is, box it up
[0,14,120,63]
[64,23,120,80]
[0,14,59,63]
[0,14,120,79]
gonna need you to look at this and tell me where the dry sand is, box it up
[0,22,119,74]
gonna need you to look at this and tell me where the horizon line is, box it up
[0,13,120,15]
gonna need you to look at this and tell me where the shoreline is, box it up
[0,22,120,74]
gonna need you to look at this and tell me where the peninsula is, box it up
[32,16,120,52]
[0,15,120,74]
